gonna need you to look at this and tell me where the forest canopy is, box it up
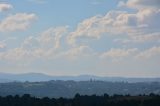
[0,93,160,106]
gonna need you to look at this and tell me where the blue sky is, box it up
[0,0,160,77]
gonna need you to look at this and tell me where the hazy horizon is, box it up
[1,71,160,78]
[0,0,160,77]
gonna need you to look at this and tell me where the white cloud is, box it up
[22,36,39,50]
[0,47,32,61]
[0,41,6,49]
[0,26,70,61]
[61,45,93,60]
[0,0,160,65]
[67,15,104,45]
[21,26,68,50]
[0,46,51,62]
[126,0,160,9]
[101,48,138,60]
[0,3,12,12]
[38,26,68,49]
[114,32,160,44]
[0,36,93,62]
[0,13,37,32]
[21,26,68,59]
[100,45,160,62]
[130,32,160,43]
[67,0,160,45]
[136,46,160,59]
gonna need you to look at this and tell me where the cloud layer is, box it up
[67,2,160,45]
[0,0,159,76]
[0,3,12,12]
[0,0,160,61]
[0,13,37,32]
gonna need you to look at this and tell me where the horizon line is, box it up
[0,72,160,78]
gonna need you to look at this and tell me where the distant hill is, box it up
[0,72,160,83]
[0,81,160,98]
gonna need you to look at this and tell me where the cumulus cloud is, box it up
[0,26,70,61]
[126,0,160,9]
[21,26,68,50]
[99,47,160,61]
[0,13,37,32]
[67,15,104,45]
[100,48,138,60]
[1,47,32,61]
[67,0,160,45]
[38,26,68,49]
[114,32,160,44]
[21,26,68,59]
[0,0,160,63]
[130,32,160,43]
[61,45,93,60]
[0,3,13,12]
[0,24,98,61]
[136,46,160,59]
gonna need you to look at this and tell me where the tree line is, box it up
[0,93,160,106]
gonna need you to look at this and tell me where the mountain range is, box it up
[0,72,160,83]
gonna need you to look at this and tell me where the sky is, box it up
[0,0,160,77]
